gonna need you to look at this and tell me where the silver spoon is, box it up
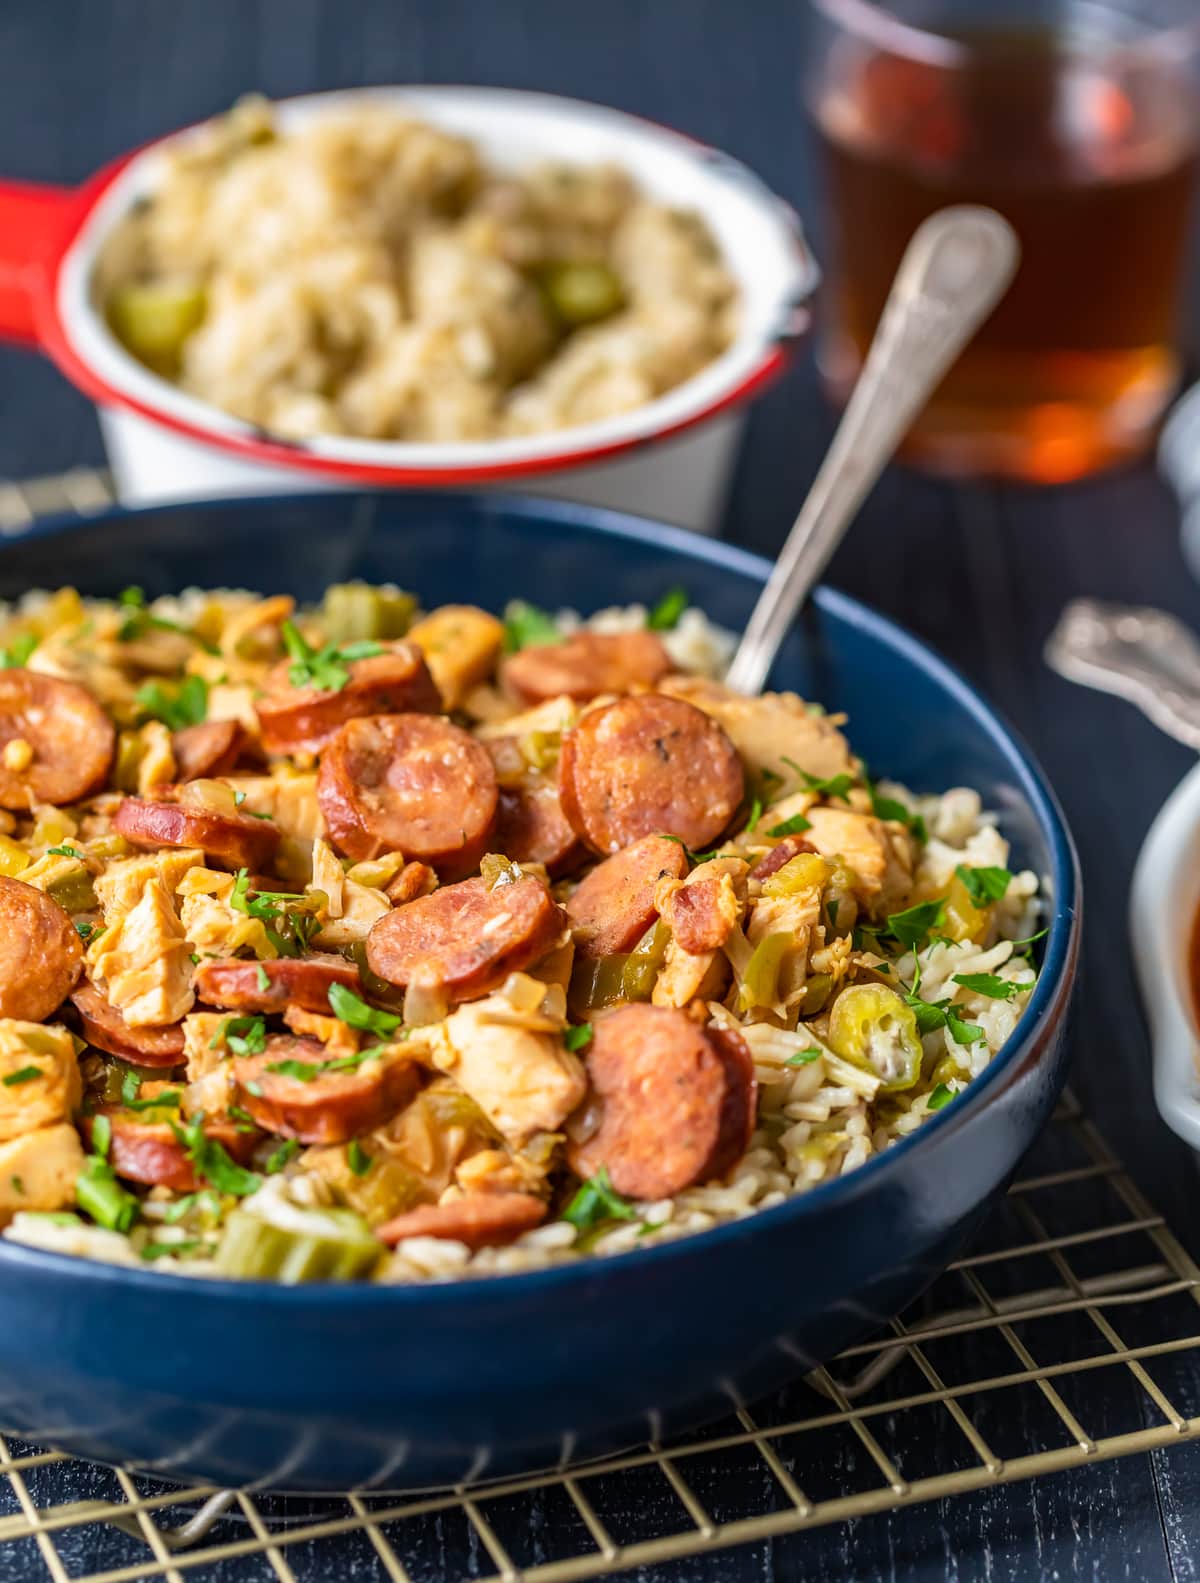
[725,205,1020,696]
[1046,599,1200,750]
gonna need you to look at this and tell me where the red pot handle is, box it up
[0,179,79,347]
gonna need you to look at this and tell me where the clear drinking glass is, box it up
[807,0,1200,482]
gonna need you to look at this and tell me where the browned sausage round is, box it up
[86,1110,258,1192]
[749,834,817,881]
[559,694,743,856]
[0,877,82,1021]
[70,980,184,1067]
[366,873,563,1000]
[0,670,114,809]
[317,713,498,874]
[495,783,584,876]
[194,954,362,1015]
[564,833,687,960]
[172,719,249,781]
[114,794,281,872]
[668,875,734,955]
[233,1035,419,1145]
[256,641,440,756]
[566,1004,757,1199]
[502,630,671,704]
[376,1192,547,1250]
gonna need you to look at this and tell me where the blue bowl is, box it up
[0,491,1080,1491]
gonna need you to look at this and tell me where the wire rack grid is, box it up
[0,469,1198,1582]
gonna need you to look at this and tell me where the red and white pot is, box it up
[0,87,817,534]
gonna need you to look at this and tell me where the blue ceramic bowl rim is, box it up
[0,489,1081,1306]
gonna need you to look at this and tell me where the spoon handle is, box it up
[725,205,1020,697]
[1045,598,1200,751]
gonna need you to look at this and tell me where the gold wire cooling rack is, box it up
[0,469,1199,1581]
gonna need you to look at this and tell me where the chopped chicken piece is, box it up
[182,1011,231,1081]
[804,808,914,914]
[653,857,744,1010]
[224,773,323,842]
[91,875,194,1026]
[0,1123,86,1225]
[455,1145,551,1199]
[95,849,204,922]
[474,694,579,741]
[0,1022,82,1142]
[434,996,586,1146]
[660,676,853,786]
[136,720,177,795]
[313,879,389,947]
[407,604,505,710]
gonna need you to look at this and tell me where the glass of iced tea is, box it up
[808,0,1200,482]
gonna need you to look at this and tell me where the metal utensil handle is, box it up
[1045,597,1200,751]
[725,206,1020,696]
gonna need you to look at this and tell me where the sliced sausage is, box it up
[496,783,584,876]
[0,670,114,809]
[87,1110,258,1193]
[668,875,736,955]
[172,719,250,781]
[502,630,671,704]
[750,834,817,881]
[256,642,440,757]
[0,877,82,1021]
[70,979,184,1068]
[233,1035,419,1145]
[565,834,687,961]
[566,1004,757,1200]
[376,1192,546,1250]
[559,693,744,856]
[194,954,362,1015]
[114,795,281,872]
[317,713,497,875]
[366,873,563,1000]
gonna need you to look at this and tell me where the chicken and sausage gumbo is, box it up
[0,584,1040,1282]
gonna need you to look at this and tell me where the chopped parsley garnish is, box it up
[229,869,320,958]
[659,834,723,864]
[766,813,812,839]
[781,759,855,801]
[501,601,560,653]
[134,674,209,731]
[955,865,1012,907]
[140,1240,201,1261]
[116,585,211,648]
[215,1015,266,1057]
[170,1115,261,1197]
[563,1023,593,1052]
[0,632,38,668]
[785,1048,822,1066]
[952,971,1023,1001]
[266,1045,378,1081]
[744,795,763,835]
[255,964,271,993]
[188,951,200,965]
[281,619,384,692]
[901,987,986,1048]
[927,1083,956,1112]
[228,1103,259,1133]
[2,1065,40,1087]
[1010,927,1048,950]
[885,897,947,953]
[91,1113,112,1159]
[862,770,928,845]
[9,1175,22,1195]
[265,1138,300,1174]
[646,586,688,631]
[47,844,82,858]
[327,982,402,1039]
[563,1165,637,1233]
[347,1139,372,1177]
[75,920,97,943]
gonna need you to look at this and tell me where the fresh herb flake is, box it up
[927,1083,956,1112]
[280,618,384,692]
[785,1048,822,1066]
[134,673,209,731]
[767,813,812,839]
[563,1023,593,1052]
[502,600,561,653]
[952,971,1023,1001]
[347,1139,372,1177]
[171,1116,261,1196]
[0,632,38,669]
[46,844,81,859]
[646,586,688,631]
[2,1065,41,1087]
[255,964,271,993]
[563,1164,637,1233]
[140,1239,201,1261]
[327,982,401,1038]
[886,897,946,952]
[265,1138,300,1174]
[955,865,1012,907]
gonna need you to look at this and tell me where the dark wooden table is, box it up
[2,2,1199,1578]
